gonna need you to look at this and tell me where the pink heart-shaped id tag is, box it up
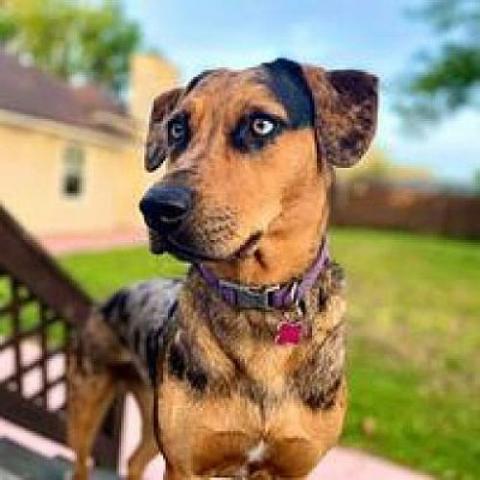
[275,321,303,345]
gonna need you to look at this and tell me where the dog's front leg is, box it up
[67,355,117,480]
[126,380,159,480]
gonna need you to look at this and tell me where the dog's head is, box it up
[140,58,378,283]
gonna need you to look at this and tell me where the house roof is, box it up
[0,50,133,138]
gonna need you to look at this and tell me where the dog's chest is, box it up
[155,282,346,476]
[157,367,346,478]
[157,329,345,477]
[239,339,298,397]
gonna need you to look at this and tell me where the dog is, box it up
[68,57,378,479]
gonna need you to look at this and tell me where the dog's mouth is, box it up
[232,231,263,259]
[149,229,263,264]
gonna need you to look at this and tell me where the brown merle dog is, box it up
[68,58,378,479]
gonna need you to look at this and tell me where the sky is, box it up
[124,0,479,184]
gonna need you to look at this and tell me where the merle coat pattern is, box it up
[68,57,378,480]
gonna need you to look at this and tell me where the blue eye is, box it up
[251,116,275,136]
[231,111,284,153]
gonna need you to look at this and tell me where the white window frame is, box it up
[61,144,85,200]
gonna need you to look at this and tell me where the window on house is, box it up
[62,145,85,198]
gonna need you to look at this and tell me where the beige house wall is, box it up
[129,54,178,129]
[0,119,151,236]
[0,53,177,237]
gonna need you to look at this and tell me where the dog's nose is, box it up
[139,185,193,232]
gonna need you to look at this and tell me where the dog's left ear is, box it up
[302,66,378,167]
[145,87,184,172]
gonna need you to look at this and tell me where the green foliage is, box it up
[55,229,480,479]
[398,0,480,124]
[0,0,141,94]
[0,8,16,42]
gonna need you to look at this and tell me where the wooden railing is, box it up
[0,204,123,469]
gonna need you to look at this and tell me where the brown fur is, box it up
[69,58,377,479]
[68,313,158,480]
[156,265,347,478]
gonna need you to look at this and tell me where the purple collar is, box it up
[195,238,330,311]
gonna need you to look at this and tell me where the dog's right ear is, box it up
[144,87,184,172]
[302,65,378,168]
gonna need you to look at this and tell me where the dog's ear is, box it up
[302,66,378,167]
[145,87,184,172]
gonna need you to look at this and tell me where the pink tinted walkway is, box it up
[39,228,148,255]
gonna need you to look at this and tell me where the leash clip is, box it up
[287,281,299,306]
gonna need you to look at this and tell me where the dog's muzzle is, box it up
[139,185,193,234]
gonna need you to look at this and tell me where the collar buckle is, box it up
[218,280,281,311]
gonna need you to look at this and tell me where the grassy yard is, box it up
[57,228,480,479]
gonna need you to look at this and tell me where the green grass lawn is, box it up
[7,227,479,479]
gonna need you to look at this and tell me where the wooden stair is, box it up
[0,438,119,480]
[0,204,124,470]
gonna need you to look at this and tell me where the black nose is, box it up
[139,185,193,232]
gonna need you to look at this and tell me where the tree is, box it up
[0,0,141,95]
[397,0,480,124]
[0,8,16,42]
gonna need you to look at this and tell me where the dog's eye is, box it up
[166,114,190,153]
[168,120,186,142]
[231,112,283,153]
[251,116,275,137]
